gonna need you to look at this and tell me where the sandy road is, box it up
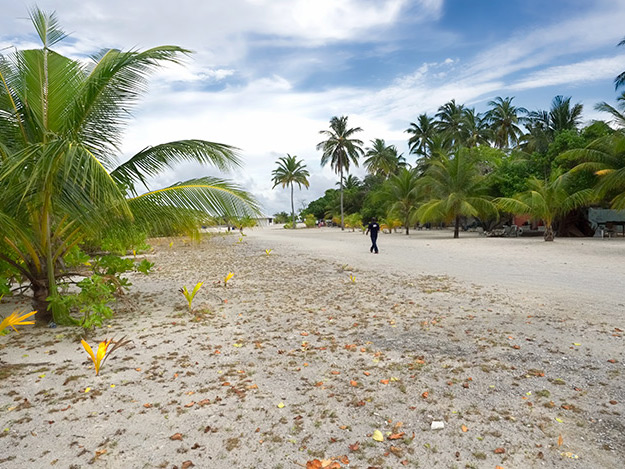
[247,226,625,318]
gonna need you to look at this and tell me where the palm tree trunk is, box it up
[32,279,52,324]
[544,224,554,241]
[290,183,296,229]
[340,166,344,231]
[405,217,410,235]
[454,215,460,238]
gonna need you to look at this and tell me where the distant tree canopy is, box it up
[304,88,625,241]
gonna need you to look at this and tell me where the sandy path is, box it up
[1,229,623,468]
[247,227,625,316]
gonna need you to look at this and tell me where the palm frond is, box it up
[111,140,241,192]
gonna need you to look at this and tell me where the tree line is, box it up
[274,65,625,241]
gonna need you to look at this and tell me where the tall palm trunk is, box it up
[454,215,460,238]
[339,166,344,230]
[405,217,410,235]
[290,183,296,229]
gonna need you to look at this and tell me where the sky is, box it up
[2,0,625,216]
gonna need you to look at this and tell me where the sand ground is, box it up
[0,226,623,469]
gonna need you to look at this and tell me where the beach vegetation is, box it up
[417,148,499,238]
[304,214,317,228]
[496,172,594,241]
[376,168,423,235]
[0,309,37,335]
[318,116,364,230]
[81,336,131,376]
[223,272,234,287]
[0,8,259,325]
[271,154,310,229]
[180,282,203,312]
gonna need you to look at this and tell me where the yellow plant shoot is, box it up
[0,310,37,334]
[180,282,203,311]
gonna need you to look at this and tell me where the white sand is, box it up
[249,226,625,317]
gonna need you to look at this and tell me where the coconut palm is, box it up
[461,108,491,148]
[271,154,310,228]
[486,96,527,149]
[417,149,498,238]
[0,8,259,323]
[495,173,594,241]
[363,139,405,178]
[317,115,364,230]
[595,92,625,129]
[406,113,436,157]
[561,132,625,209]
[436,99,466,146]
[378,168,423,235]
[525,96,583,135]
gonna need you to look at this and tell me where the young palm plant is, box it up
[0,8,259,324]
[271,154,310,229]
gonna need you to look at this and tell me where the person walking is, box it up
[366,217,380,254]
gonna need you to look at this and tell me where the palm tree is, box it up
[495,173,593,241]
[378,168,423,235]
[435,99,466,146]
[406,113,436,157]
[461,108,491,148]
[595,92,625,128]
[561,133,625,209]
[363,139,405,178]
[271,154,310,228]
[0,8,259,323]
[525,96,583,135]
[417,149,498,238]
[486,96,527,149]
[317,115,364,230]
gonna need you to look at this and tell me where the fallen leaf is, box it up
[170,433,183,440]
[363,371,370,376]
[372,430,384,442]
[143,403,152,408]
[494,447,505,454]
[184,402,195,408]
[277,402,285,408]
[350,380,358,387]
[421,391,429,399]
[558,434,563,446]
[380,379,389,385]
[181,461,194,469]
[388,432,405,440]
[461,425,468,432]
[348,442,360,452]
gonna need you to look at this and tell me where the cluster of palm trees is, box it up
[303,76,625,240]
[0,9,259,322]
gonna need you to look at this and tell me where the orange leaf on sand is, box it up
[388,432,405,440]
[350,380,358,387]
[494,447,505,454]
[461,425,468,432]
[495,466,505,469]
[170,433,183,440]
[421,391,429,399]
[363,371,371,376]
[380,379,389,385]
[558,434,563,446]
[331,371,341,375]
[348,442,360,452]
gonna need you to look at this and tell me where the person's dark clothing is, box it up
[367,221,380,253]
